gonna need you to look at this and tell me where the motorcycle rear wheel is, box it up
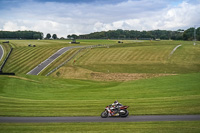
[101,111,108,118]
[120,110,129,117]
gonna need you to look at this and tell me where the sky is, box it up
[0,0,200,37]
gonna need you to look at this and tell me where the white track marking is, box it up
[168,45,181,58]
[0,45,4,62]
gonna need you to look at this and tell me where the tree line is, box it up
[0,31,58,40]
[0,31,43,39]
[0,27,199,41]
[68,27,200,41]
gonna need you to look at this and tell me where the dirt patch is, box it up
[90,72,176,81]
[53,66,176,81]
[53,66,93,79]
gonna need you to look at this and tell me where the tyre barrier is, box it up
[0,72,15,75]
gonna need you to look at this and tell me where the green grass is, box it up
[0,40,200,116]
[0,43,12,66]
[8,40,72,47]
[0,40,199,133]
[1,39,81,74]
[7,39,116,47]
[39,48,80,76]
[1,39,117,74]
[0,73,199,116]
[69,41,200,74]
[2,47,61,74]
[2,40,200,76]
[0,121,200,133]
[49,40,200,80]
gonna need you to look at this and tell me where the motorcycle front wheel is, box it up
[101,111,108,118]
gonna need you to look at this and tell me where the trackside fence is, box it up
[45,44,114,76]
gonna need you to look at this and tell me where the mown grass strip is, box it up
[69,43,200,74]
[2,47,60,74]
[0,43,11,66]
[14,48,55,73]
[0,73,199,116]
[0,121,200,133]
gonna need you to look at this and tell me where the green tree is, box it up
[183,28,195,40]
[0,31,43,39]
[33,34,40,39]
[46,33,51,39]
[71,34,78,39]
[67,35,72,39]
[52,34,57,39]
[196,27,200,41]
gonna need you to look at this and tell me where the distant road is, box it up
[27,46,82,75]
[0,45,4,62]
[0,115,199,123]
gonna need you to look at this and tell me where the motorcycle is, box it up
[101,105,129,118]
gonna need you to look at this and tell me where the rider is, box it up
[109,100,123,115]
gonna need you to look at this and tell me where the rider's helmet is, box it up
[114,100,118,105]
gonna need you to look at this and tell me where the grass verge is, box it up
[0,73,199,116]
[0,121,200,133]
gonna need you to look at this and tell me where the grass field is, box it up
[0,73,199,116]
[0,39,116,74]
[6,39,116,47]
[2,40,200,77]
[1,40,77,74]
[0,121,200,133]
[71,41,200,74]
[0,42,12,66]
[51,40,200,81]
[0,40,199,117]
[38,48,79,76]
[0,39,199,132]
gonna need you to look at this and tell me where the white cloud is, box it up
[0,0,200,37]
[3,22,18,31]
[94,1,200,31]
[162,2,200,29]
[3,21,29,31]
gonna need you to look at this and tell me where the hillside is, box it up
[0,73,199,116]
[51,40,200,81]
[0,40,199,81]
[1,40,116,74]
[0,39,200,117]
[0,41,12,66]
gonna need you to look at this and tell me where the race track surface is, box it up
[0,45,4,62]
[0,115,200,123]
[27,46,82,75]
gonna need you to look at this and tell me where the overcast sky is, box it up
[0,0,200,37]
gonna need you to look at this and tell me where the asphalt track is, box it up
[27,46,82,75]
[0,115,199,123]
[0,45,4,62]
